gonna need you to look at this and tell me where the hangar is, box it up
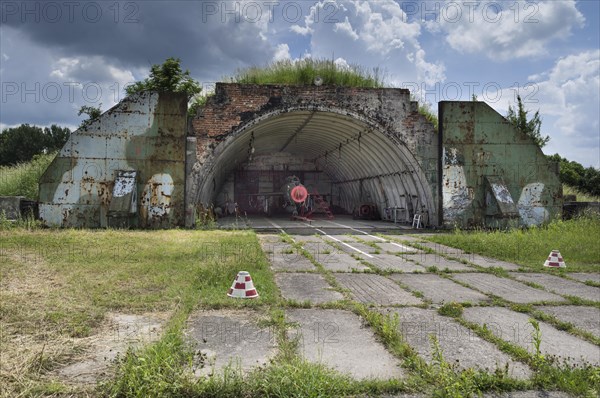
[38,83,562,229]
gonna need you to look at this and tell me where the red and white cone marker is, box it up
[227,271,259,299]
[544,250,566,268]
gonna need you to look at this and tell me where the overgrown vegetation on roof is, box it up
[229,58,385,88]
[191,59,438,127]
[126,57,201,97]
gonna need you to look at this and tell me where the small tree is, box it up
[125,57,201,98]
[78,104,102,129]
[506,95,549,148]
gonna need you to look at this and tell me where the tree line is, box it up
[0,124,70,166]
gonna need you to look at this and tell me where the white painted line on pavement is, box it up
[264,218,287,235]
[323,220,414,252]
[313,227,373,258]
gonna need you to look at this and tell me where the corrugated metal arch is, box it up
[193,106,436,222]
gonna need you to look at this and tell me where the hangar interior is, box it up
[201,110,430,223]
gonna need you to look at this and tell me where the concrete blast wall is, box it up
[37,87,561,229]
[39,92,188,228]
[440,101,562,228]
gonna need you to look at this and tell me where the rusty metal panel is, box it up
[440,101,562,228]
[38,92,188,229]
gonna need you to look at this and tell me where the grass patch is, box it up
[355,305,525,396]
[437,302,463,318]
[0,229,276,397]
[426,217,600,272]
[584,280,600,288]
[563,184,600,202]
[455,316,600,397]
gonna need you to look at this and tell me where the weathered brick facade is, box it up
[187,83,439,227]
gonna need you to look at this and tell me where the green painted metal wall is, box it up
[439,101,562,228]
[38,92,188,228]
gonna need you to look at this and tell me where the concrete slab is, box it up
[384,307,531,379]
[323,238,377,258]
[275,273,344,304]
[414,241,466,256]
[186,310,276,377]
[287,309,404,379]
[265,244,316,272]
[352,234,389,242]
[452,273,566,304]
[451,253,521,271]
[463,307,600,366]
[229,215,409,233]
[376,241,422,254]
[57,313,166,384]
[350,242,381,255]
[568,273,600,284]
[334,274,423,306]
[389,274,489,304]
[535,306,600,338]
[365,254,427,273]
[510,273,600,302]
[321,234,359,243]
[291,234,324,243]
[400,254,475,272]
[300,242,341,263]
[381,234,423,243]
[312,247,371,273]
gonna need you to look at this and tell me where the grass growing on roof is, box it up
[230,58,385,88]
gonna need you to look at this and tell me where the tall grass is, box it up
[428,216,600,272]
[563,184,600,202]
[230,58,385,88]
[0,152,56,199]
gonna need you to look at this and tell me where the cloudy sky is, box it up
[1,0,598,167]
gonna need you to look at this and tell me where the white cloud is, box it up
[533,50,599,164]
[414,49,446,87]
[49,56,135,110]
[429,0,585,61]
[288,0,445,88]
[334,57,350,69]
[273,43,291,62]
[334,17,359,41]
[290,24,313,36]
[484,50,599,167]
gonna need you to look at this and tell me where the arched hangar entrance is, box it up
[187,84,439,227]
